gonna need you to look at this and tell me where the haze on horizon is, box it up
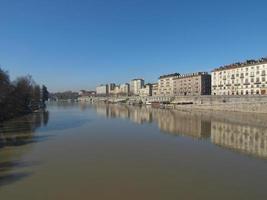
[1,0,267,92]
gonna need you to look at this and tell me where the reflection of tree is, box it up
[0,161,32,187]
[0,109,49,148]
[0,109,49,187]
[43,111,49,126]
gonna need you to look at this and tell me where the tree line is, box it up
[0,67,49,121]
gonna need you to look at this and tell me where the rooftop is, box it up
[174,72,209,79]
[159,73,180,79]
[213,57,267,72]
[131,78,144,81]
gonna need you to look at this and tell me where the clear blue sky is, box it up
[1,0,267,92]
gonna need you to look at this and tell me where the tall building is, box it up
[130,79,144,95]
[139,84,152,97]
[212,58,267,95]
[158,73,180,96]
[96,84,108,96]
[173,72,211,96]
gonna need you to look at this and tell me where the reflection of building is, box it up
[212,58,267,95]
[92,103,267,159]
[158,73,180,96]
[130,79,144,95]
[96,84,108,96]
[128,106,152,124]
[211,121,267,158]
[139,84,152,97]
[173,72,211,96]
[153,109,211,138]
[93,103,211,139]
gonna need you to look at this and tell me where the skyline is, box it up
[1,0,267,92]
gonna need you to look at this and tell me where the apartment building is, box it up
[130,79,144,95]
[96,84,108,96]
[108,83,116,94]
[158,73,180,96]
[119,83,130,95]
[173,72,211,96]
[151,83,159,96]
[212,58,267,95]
[139,84,152,97]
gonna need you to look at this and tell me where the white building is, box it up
[96,84,108,96]
[139,84,152,97]
[212,58,267,95]
[130,79,144,95]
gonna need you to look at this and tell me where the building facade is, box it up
[119,83,130,95]
[151,83,159,96]
[158,73,180,96]
[173,72,211,96]
[212,58,267,95]
[96,84,108,96]
[130,79,144,95]
[139,84,152,97]
[108,83,116,94]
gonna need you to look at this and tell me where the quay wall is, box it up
[83,95,267,113]
[171,95,267,113]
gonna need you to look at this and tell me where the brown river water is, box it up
[0,102,267,200]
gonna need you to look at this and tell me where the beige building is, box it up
[173,72,211,96]
[130,79,144,95]
[96,84,108,96]
[119,83,130,95]
[139,84,152,97]
[158,73,180,96]
[108,83,130,96]
[108,83,116,94]
[212,58,267,95]
[151,83,159,96]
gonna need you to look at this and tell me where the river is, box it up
[0,102,267,200]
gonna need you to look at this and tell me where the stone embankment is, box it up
[80,95,267,114]
[172,95,267,114]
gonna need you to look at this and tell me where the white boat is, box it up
[145,101,152,105]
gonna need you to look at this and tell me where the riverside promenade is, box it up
[79,95,267,114]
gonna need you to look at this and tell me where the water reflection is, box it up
[211,121,267,158]
[88,103,267,159]
[0,110,49,148]
[0,110,49,186]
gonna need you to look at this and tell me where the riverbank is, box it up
[79,95,267,114]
